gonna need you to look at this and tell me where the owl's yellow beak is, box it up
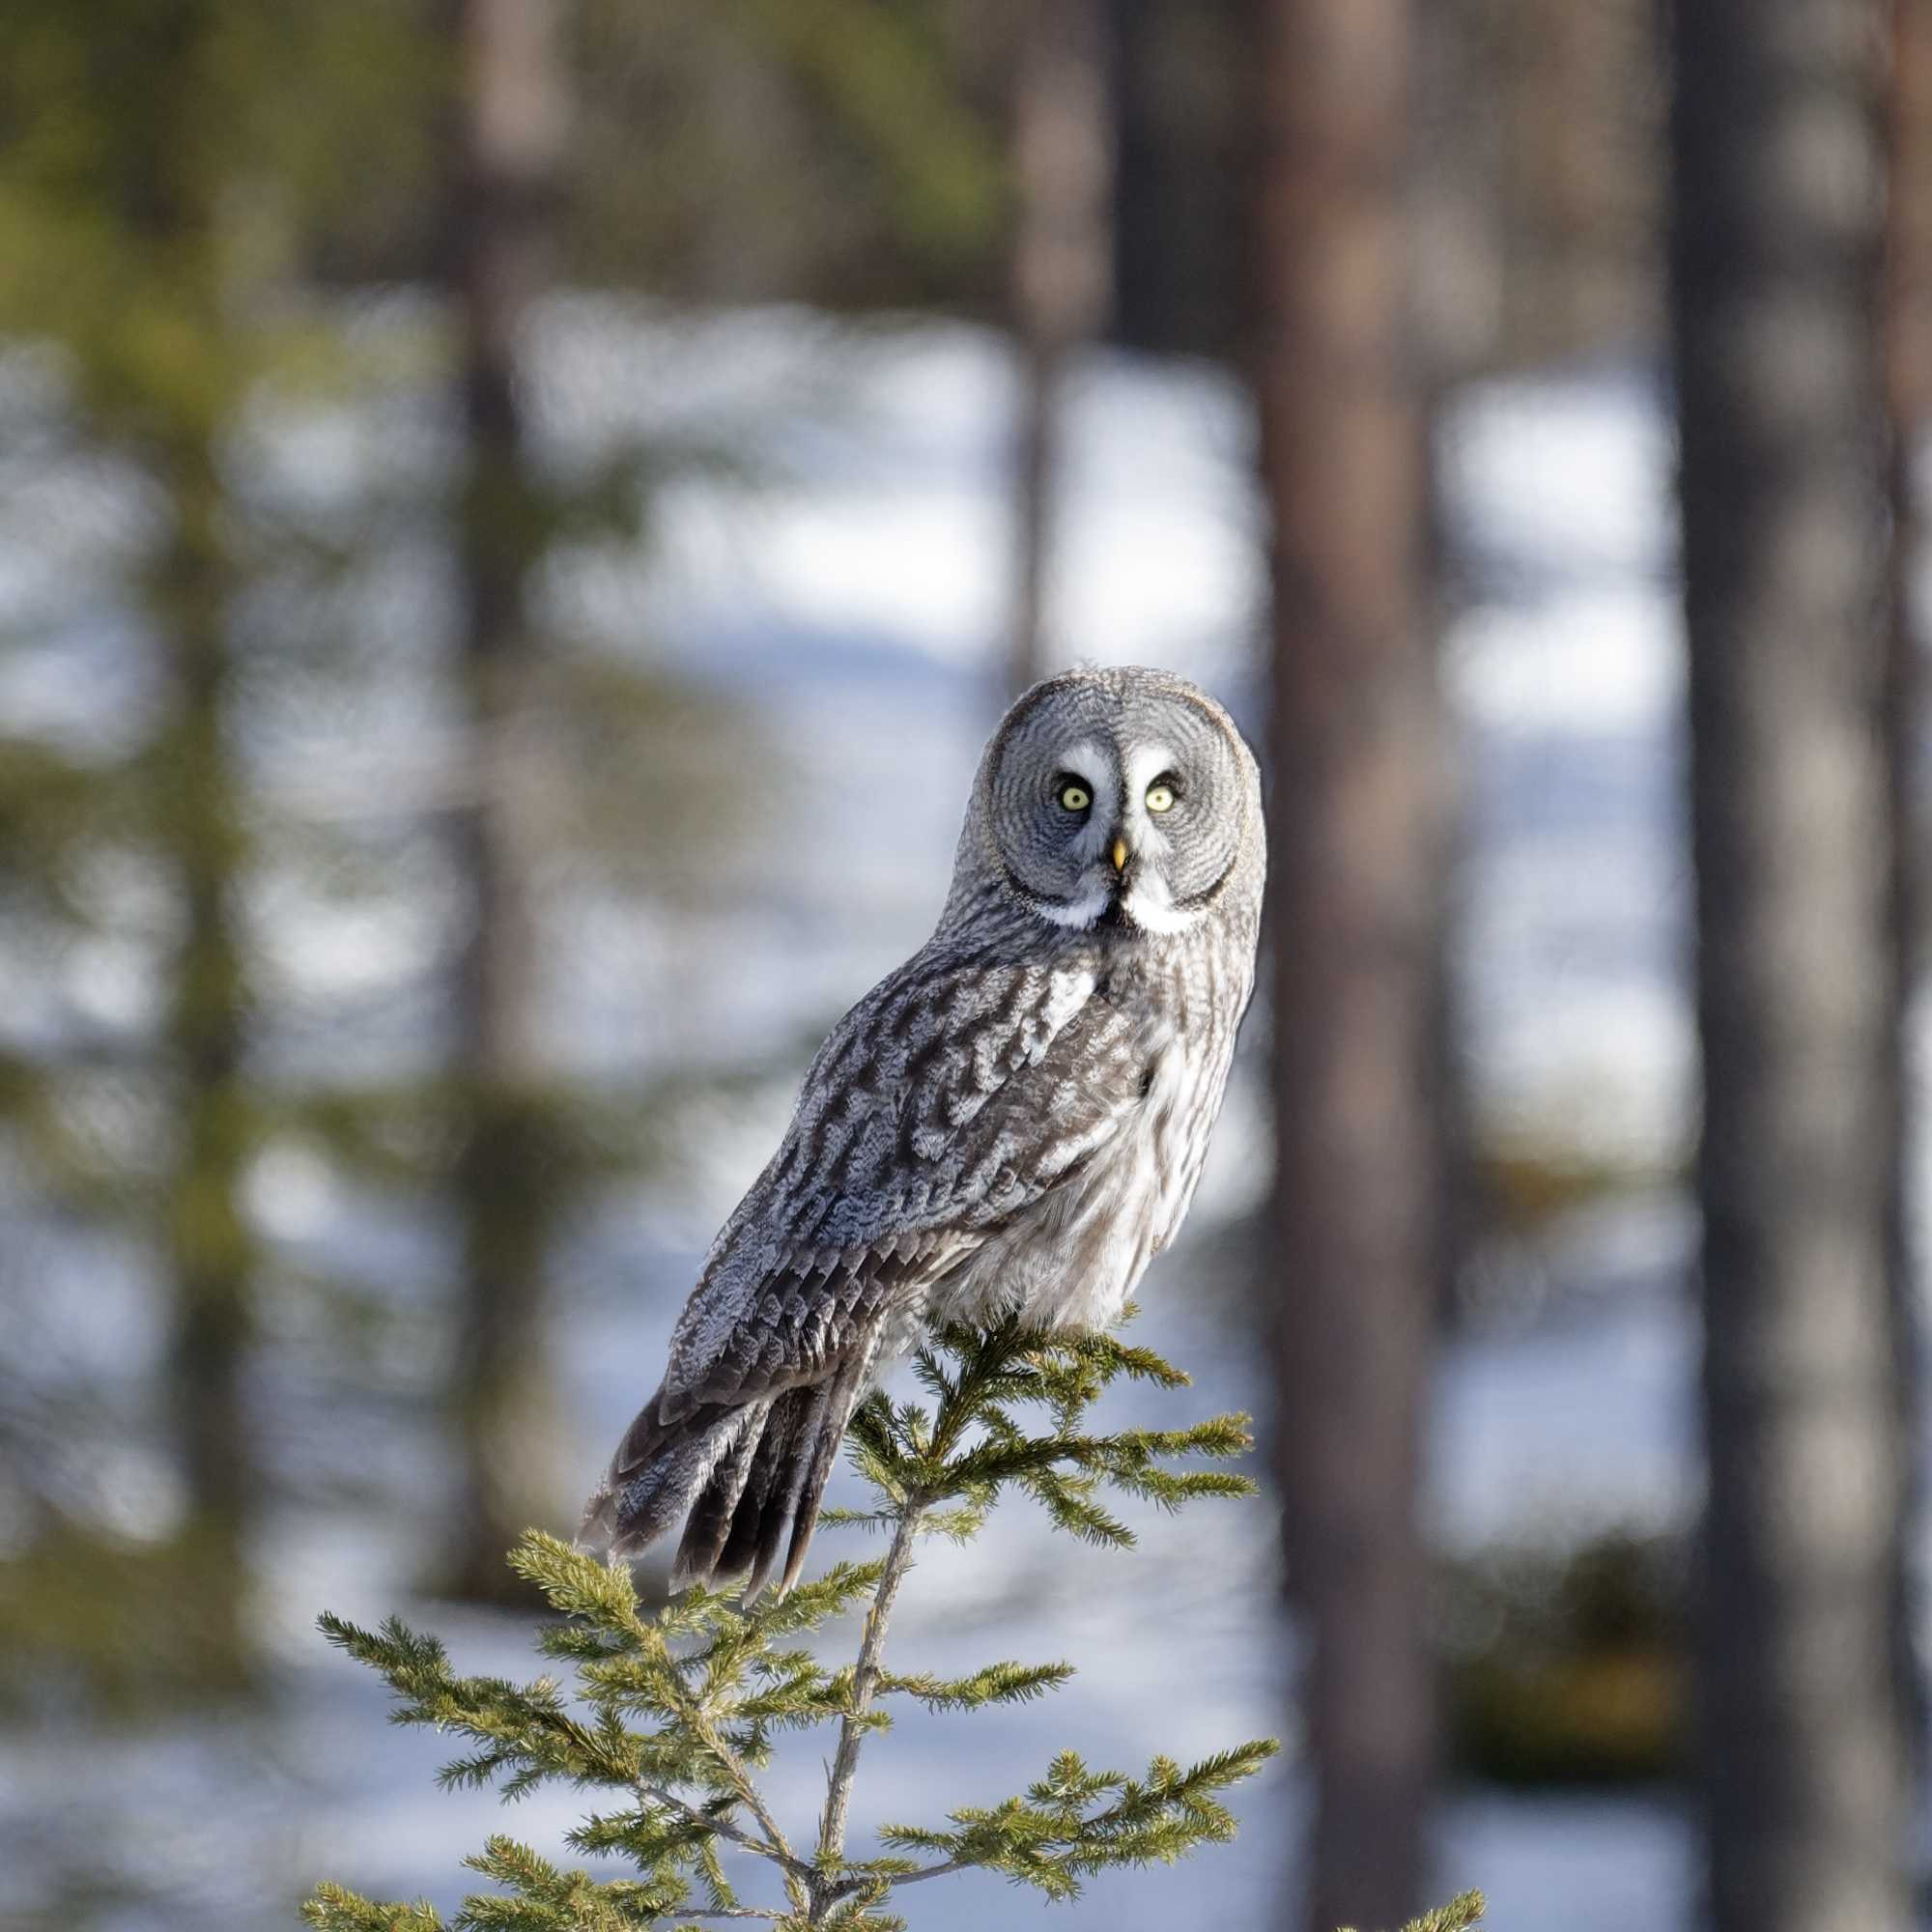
[1111,837,1129,873]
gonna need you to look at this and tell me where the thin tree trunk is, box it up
[1009,333,1065,699]
[90,4,258,1674]
[1007,0,1112,696]
[1671,6,1913,1929]
[1251,4,1439,1927]
[1887,1,1932,1096]
[1884,0,1932,1802]
[159,442,254,1592]
[440,0,569,1601]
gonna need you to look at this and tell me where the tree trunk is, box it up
[159,440,254,1604]
[1251,4,1440,1928]
[1884,0,1932,1814]
[1007,0,1113,696]
[440,0,570,1601]
[1671,6,1914,1929]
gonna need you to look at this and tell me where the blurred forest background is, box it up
[0,2,1927,1929]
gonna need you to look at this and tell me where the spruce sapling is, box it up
[301,1312,1473,1929]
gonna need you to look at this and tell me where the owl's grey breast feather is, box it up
[581,665,1264,1597]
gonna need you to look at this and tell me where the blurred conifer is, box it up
[0,0,433,1680]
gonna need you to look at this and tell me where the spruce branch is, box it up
[302,1312,1302,1930]
[1337,1889,1488,1932]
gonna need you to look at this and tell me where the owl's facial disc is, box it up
[984,683,1246,936]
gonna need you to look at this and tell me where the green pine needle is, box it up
[301,1883,447,1931]
[1336,1890,1489,1932]
[878,1658,1074,1711]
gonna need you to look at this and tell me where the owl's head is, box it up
[953,666,1264,938]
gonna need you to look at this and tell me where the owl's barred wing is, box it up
[665,949,1139,1408]
[582,948,1144,1590]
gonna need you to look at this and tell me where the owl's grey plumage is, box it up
[581,665,1265,1594]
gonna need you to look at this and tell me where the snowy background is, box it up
[8,303,1924,1930]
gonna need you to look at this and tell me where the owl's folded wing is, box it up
[584,949,1144,1588]
[664,951,1143,1413]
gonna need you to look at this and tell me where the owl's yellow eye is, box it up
[1057,781,1092,812]
[1145,782,1177,813]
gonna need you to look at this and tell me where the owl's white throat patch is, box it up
[1118,886,1203,936]
[1031,884,1113,930]
[1028,874,1204,936]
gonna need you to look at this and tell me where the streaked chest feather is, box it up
[932,1015,1233,1332]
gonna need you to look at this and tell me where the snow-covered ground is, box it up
[10,299,1888,1929]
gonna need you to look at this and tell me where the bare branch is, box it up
[637,1779,815,1891]
[883,1857,969,1890]
[816,1500,923,1896]
[691,1707,804,1880]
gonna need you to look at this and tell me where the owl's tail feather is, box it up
[670,1392,786,1584]
[578,1346,875,1600]
[576,1393,766,1564]
[679,1351,869,1598]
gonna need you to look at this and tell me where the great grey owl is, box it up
[581,665,1265,1594]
